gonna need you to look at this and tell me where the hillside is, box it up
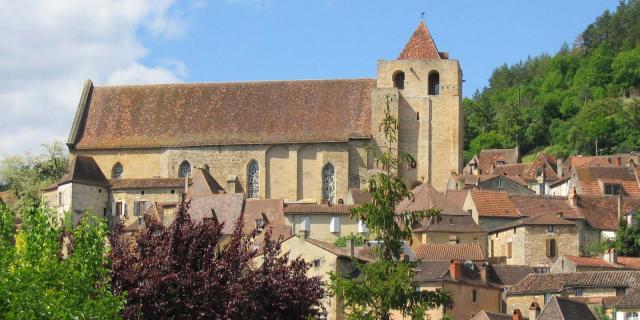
[464,0,640,161]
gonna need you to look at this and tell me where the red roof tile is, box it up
[109,178,187,190]
[283,203,353,214]
[397,21,441,60]
[444,189,469,208]
[470,190,520,218]
[71,79,375,149]
[397,183,466,215]
[415,243,485,261]
[564,255,617,269]
[575,166,640,197]
[508,271,640,295]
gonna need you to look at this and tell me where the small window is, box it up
[513,227,517,234]
[497,178,503,188]
[178,160,191,178]
[171,189,175,194]
[330,216,340,233]
[134,201,150,217]
[628,312,639,320]
[546,239,557,258]
[428,71,440,95]
[496,160,506,166]
[255,218,266,230]
[547,225,554,233]
[490,240,494,257]
[467,209,472,215]
[575,288,583,296]
[472,289,477,303]
[313,259,321,268]
[141,190,145,196]
[617,287,627,297]
[416,112,420,120]
[393,71,405,89]
[112,163,124,179]
[605,184,622,195]
[57,192,63,206]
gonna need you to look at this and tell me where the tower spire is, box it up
[397,21,441,60]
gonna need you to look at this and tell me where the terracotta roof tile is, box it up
[521,154,560,181]
[444,189,468,208]
[564,255,617,269]
[489,265,534,287]
[397,183,466,215]
[304,237,374,262]
[567,154,640,170]
[72,79,375,149]
[415,243,485,261]
[490,212,576,233]
[57,156,109,187]
[538,296,596,320]
[509,194,582,219]
[616,288,640,307]
[283,203,353,214]
[471,311,529,320]
[242,199,290,243]
[188,193,245,234]
[415,214,484,233]
[476,148,519,174]
[490,163,529,176]
[109,178,186,190]
[577,195,640,230]
[507,271,640,295]
[575,166,640,197]
[397,21,441,60]
[470,190,520,218]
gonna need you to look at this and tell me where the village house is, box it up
[472,296,598,320]
[414,242,486,261]
[570,164,640,198]
[464,148,520,176]
[284,203,367,242]
[506,270,640,318]
[551,249,640,273]
[446,173,533,195]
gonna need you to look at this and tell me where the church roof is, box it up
[397,21,441,60]
[69,79,375,150]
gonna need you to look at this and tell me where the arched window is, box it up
[178,160,191,178]
[112,162,124,179]
[627,312,639,320]
[322,163,336,203]
[247,160,259,199]
[392,71,405,89]
[428,71,440,95]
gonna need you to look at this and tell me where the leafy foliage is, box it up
[0,204,124,319]
[464,1,640,159]
[334,234,366,247]
[330,94,452,319]
[110,201,325,319]
[614,214,640,256]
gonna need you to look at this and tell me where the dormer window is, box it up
[605,184,622,195]
[392,71,405,89]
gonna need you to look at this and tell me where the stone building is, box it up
[58,21,462,221]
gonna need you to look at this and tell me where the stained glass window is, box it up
[178,160,191,178]
[322,163,335,203]
[247,160,259,198]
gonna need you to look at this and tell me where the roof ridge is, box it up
[93,78,377,89]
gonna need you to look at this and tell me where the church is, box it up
[45,21,463,223]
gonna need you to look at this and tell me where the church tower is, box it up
[371,21,463,191]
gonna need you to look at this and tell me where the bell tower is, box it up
[371,21,463,191]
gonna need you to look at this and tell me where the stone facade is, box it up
[43,182,108,224]
[417,282,502,320]
[286,214,368,242]
[110,187,183,228]
[488,224,579,268]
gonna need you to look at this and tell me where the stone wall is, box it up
[110,187,182,228]
[286,214,368,242]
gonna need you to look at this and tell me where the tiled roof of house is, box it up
[507,271,640,295]
[397,183,466,215]
[509,194,582,219]
[414,260,506,289]
[564,255,618,269]
[188,193,245,234]
[54,156,109,188]
[397,21,441,60]
[283,203,353,214]
[578,195,640,230]
[444,189,469,208]
[474,148,520,175]
[414,243,485,261]
[415,214,484,233]
[567,154,639,170]
[242,199,290,242]
[574,166,640,197]
[471,310,529,320]
[70,79,375,150]
[109,178,187,190]
[538,296,596,320]
[616,288,640,307]
[488,265,534,287]
[304,237,374,262]
[470,190,520,218]
[490,212,576,233]
[413,260,450,281]
[490,163,529,177]
[521,154,560,181]
[618,257,640,269]
[188,168,225,197]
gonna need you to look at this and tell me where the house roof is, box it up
[563,255,618,269]
[521,154,560,181]
[303,237,374,262]
[188,167,225,197]
[574,166,640,197]
[188,193,245,234]
[567,154,639,170]
[488,265,534,287]
[507,271,640,295]
[414,243,485,261]
[490,212,576,233]
[69,79,375,150]
[414,260,504,289]
[538,296,596,320]
[109,178,187,190]
[397,21,441,60]
[444,189,469,208]
[490,163,529,177]
[616,288,640,308]
[475,148,520,174]
[470,190,520,218]
[577,195,640,230]
[397,183,466,215]
[471,310,529,320]
[56,156,109,188]
[283,203,353,214]
[414,214,484,233]
[242,199,290,242]
[509,194,582,220]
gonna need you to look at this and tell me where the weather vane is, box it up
[421,11,425,21]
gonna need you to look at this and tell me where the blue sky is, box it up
[143,0,619,96]
[0,1,620,156]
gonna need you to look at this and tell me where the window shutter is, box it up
[507,242,512,258]
[358,220,368,233]
[550,239,557,257]
[545,239,550,257]
[330,216,340,233]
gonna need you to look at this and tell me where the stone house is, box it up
[413,259,504,320]
[571,165,640,198]
[446,173,533,195]
[464,190,523,232]
[464,148,520,175]
[487,212,579,270]
[550,249,640,273]
[506,270,640,317]
[284,203,367,243]
[57,20,463,230]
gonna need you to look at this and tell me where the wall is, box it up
[416,281,501,320]
[286,214,368,242]
[71,183,109,222]
[110,187,182,228]
[374,59,462,192]
[507,294,545,315]
[78,141,363,203]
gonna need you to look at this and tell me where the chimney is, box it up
[604,248,617,264]
[557,158,564,177]
[529,303,541,320]
[568,187,578,208]
[449,260,462,281]
[512,309,523,320]
[480,262,489,285]
[346,239,354,257]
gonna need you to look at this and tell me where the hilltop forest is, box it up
[464,0,640,161]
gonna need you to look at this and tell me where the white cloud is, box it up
[0,0,188,157]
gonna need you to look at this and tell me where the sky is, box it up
[0,0,620,157]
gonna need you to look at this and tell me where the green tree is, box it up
[0,204,124,319]
[612,44,640,92]
[329,95,452,319]
[614,215,640,257]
